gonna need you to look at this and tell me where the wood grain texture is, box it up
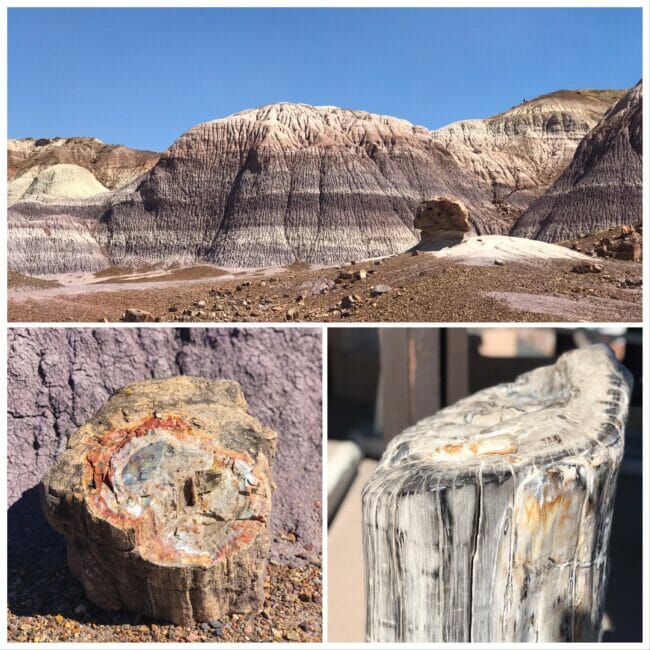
[363,346,631,642]
[41,376,277,625]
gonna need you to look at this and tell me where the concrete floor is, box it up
[327,459,377,642]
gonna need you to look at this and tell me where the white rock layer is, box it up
[426,234,588,265]
[14,164,109,203]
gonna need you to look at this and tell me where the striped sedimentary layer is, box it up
[8,104,505,273]
[431,89,623,220]
[363,346,631,643]
[8,198,110,274]
[97,104,503,268]
[512,83,642,242]
[8,88,629,274]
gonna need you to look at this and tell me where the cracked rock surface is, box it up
[363,346,631,643]
[41,377,276,625]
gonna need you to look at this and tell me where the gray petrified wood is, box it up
[363,346,631,643]
[40,376,277,625]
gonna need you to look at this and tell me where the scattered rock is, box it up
[571,261,603,274]
[354,269,367,280]
[371,285,392,296]
[122,308,153,322]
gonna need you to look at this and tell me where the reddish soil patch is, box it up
[8,272,62,290]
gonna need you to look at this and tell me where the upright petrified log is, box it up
[40,377,277,625]
[363,346,631,643]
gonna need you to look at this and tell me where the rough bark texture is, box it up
[41,377,276,625]
[512,83,642,242]
[7,327,321,564]
[363,346,631,643]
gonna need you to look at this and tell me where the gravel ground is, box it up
[8,251,642,323]
[8,527,322,643]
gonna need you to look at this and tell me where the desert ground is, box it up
[9,236,642,323]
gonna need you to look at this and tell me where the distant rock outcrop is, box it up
[414,196,470,246]
[8,137,159,205]
[14,163,109,202]
[511,83,642,242]
[431,89,624,222]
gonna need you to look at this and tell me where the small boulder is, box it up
[572,261,603,274]
[123,308,153,323]
[371,285,392,296]
[414,196,471,245]
[40,377,276,626]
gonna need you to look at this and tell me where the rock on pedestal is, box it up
[414,196,471,247]
[40,377,277,625]
[363,346,631,643]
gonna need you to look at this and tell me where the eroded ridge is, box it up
[363,346,631,643]
[41,377,277,625]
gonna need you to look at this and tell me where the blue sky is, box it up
[8,7,642,152]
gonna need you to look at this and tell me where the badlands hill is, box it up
[431,88,624,221]
[99,103,505,269]
[8,89,629,274]
[512,82,642,242]
[8,137,159,205]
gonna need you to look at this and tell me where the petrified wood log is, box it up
[363,346,631,643]
[40,376,277,625]
[414,196,471,246]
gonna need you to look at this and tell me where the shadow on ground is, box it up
[7,485,149,626]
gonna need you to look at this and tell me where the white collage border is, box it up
[0,1,648,648]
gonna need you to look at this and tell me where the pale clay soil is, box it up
[9,245,642,323]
